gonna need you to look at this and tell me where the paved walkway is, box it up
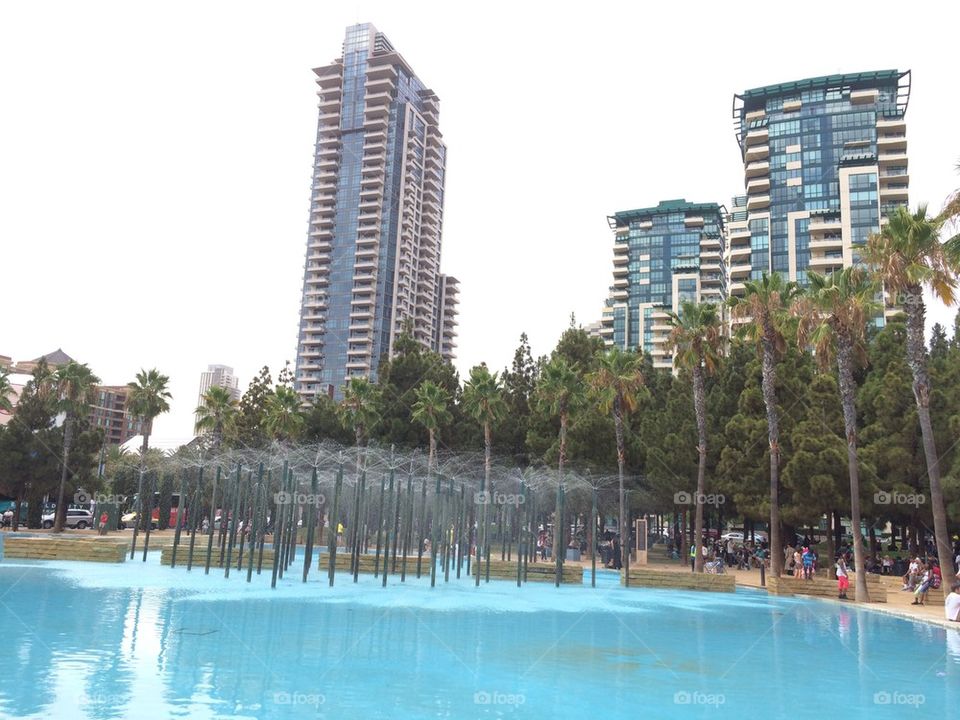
[629,555,960,629]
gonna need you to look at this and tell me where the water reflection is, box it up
[0,565,954,719]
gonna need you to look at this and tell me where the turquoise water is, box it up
[0,553,956,719]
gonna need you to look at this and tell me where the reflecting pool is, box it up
[0,556,956,719]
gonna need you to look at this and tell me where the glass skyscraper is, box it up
[295,24,458,401]
[729,70,910,309]
[600,199,727,369]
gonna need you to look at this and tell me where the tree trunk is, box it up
[477,422,491,587]
[553,411,567,564]
[614,396,627,568]
[130,428,150,559]
[826,510,835,575]
[903,285,954,584]
[692,365,707,573]
[760,331,783,577]
[837,334,869,602]
[53,415,74,533]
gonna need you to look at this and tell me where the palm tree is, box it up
[462,365,506,585]
[0,369,15,414]
[339,377,380,472]
[794,268,879,602]
[864,204,960,582]
[590,347,645,558]
[264,385,304,442]
[194,385,239,450]
[127,369,171,555]
[535,356,585,563]
[727,272,802,577]
[411,380,452,475]
[939,159,960,236]
[666,301,723,573]
[52,362,101,533]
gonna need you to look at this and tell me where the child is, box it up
[836,555,849,600]
[912,563,931,606]
[802,547,815,580]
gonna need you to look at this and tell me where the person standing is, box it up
[689,543,696,572]
[98,511,109,536]
[802,547,815,580]
[945,582,960,622]
[836,554,849,600]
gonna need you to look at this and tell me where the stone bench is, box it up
[2,536,128,563]
[768,575,887,603]
[620,567,736,592]
[159,545,275,568]
[473,558,584,584]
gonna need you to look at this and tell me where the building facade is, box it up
[730,70,910,312]
[434,274,459,363]
[89,386,142,445]
[295,23,456,401]
[600,200,727,369]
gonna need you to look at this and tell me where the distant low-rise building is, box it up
[1,349,141,443]
[89,386,143,445]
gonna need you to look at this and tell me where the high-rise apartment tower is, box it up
[600,199,727,369]
[295,23,457,400]
[730,70,910,320]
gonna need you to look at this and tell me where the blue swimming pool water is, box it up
[0,553,956,719]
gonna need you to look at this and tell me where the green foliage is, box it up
[781,373,848,526]
[858,317,928,524]
[716,343,813,520]
[339,377,380,446]
[265,385,305,442]
[302,395,352,445]
[126,368,172,439]
[375,332,458,449]
[194,385,238,447]
[230,366,273,448]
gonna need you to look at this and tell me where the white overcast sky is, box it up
[1,1,958,441]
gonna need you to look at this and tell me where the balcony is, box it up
[809,254,844,270]
[728,227,751,242]
[613,265,628,278]
[745,144,770,162]
[729,245,751,260]
[850,89,878,105]
[878,134,907,151]
[365,91,392,106]
[877,117,906,131]
[809,217,841,232]
[612,289,628,300]
[879,150,908,165]
[745,160,769,178]
[880,183,909,201]
[729,262,752,279]
[810,237,843,250]
[746,177,770,194]
[746,194,770,211]
[744,128,769,146]
[684,216,705,227]
[880,166,909,181]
